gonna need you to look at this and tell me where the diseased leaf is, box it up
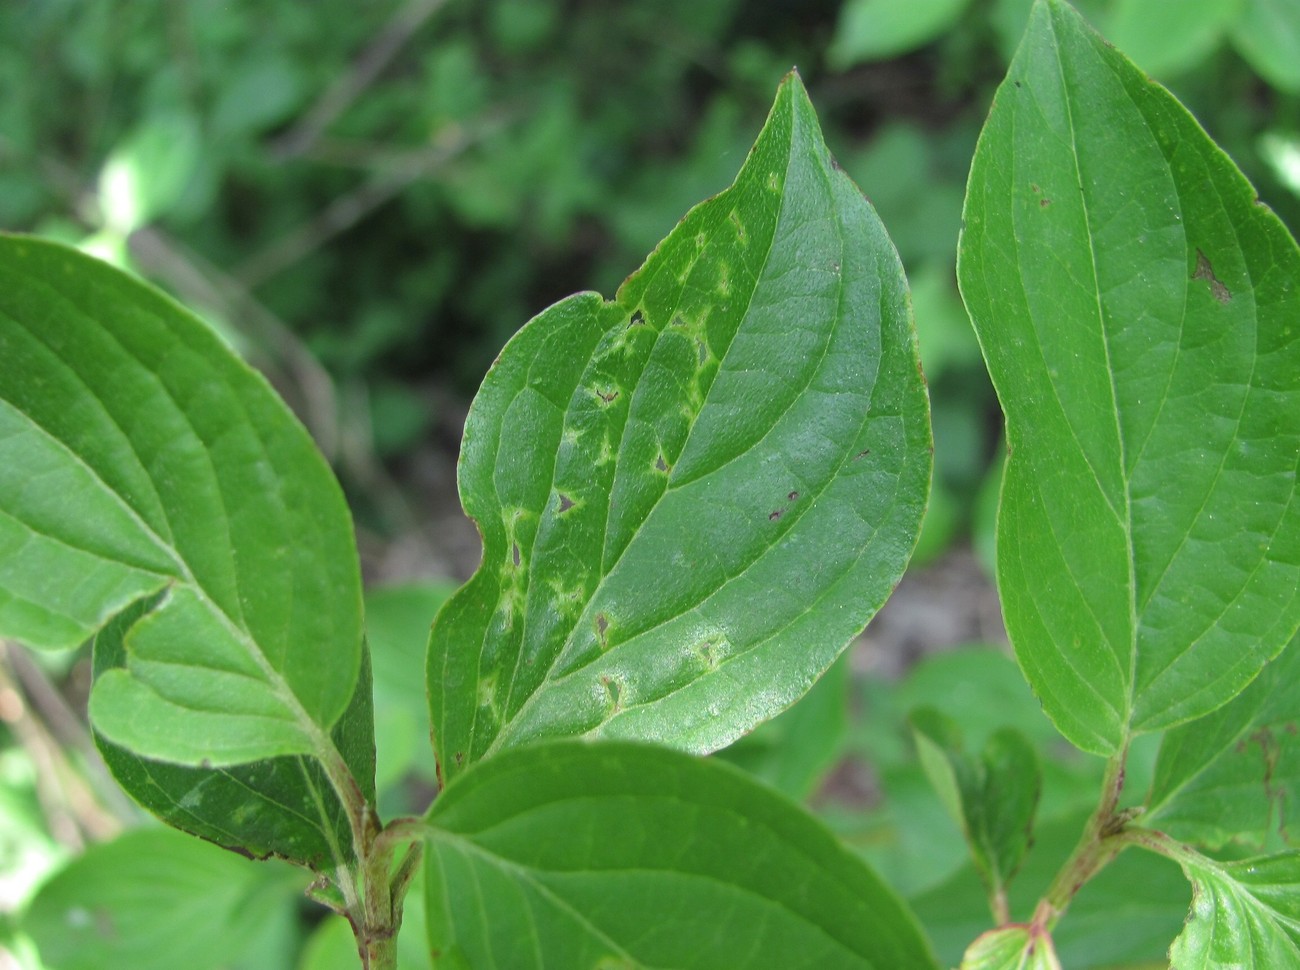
[429,72,930,781]
[1144,636,1300,851]
[92,599,375,870]
[0,235,363,766]
[958,0,1300,755]
[717,651,850,801]
[23,827,302,970]
[424,741,938,970]
[959,925,1061,970]
[1169,851,1300,967]
[912,709,1041,907]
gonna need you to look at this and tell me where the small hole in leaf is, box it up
[855,449,871,460]
[769,509,782,521]
[558,493,574,513]
[512,543,521,567]
[655,454,669,473]
[788,490,799,501]
[629,309,645,327]
[596,612,610,647]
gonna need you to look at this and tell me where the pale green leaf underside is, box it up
[0,235,362,765]
[958,0,1300,754]
[425,741,938,969]
[89,598,375,870]
[1232,0,1300,94]
[1170,852,1300,968]
[429,72,930,781]
[959,926,1061,970]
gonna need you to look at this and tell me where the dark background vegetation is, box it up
[2,0,1298,966]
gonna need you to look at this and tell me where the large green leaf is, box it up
[1168,851,1300,967]
[424,740,938,969]
[0,235,363,766]
[829,0,973,67]
[1144,636,1300,850]
[958,0,1300,755]
[23,827,303,970]
[429,72,930,781]
[91,598,375,870]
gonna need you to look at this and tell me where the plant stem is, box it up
[1033,743,1134,933]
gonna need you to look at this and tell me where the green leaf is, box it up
[429,72,930,781]
[1144,636,1300,851]
[0,235,363,765]
[829,0,974,67]
[92,598,375,870]
[23,827,302,970]
[1106,0,1241,77]
[959,925,1061,970]
[716,651,850,801]
[957,0,1300,755]
[1231,0,1300,93]
[911,709,1041,906]
[1169,851,1300,967]
[424,740,938,969]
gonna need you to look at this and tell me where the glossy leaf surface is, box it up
[430,73,930,781]
[1144,636,1300,851]
[911,709,1040,905]
[24,827,302,970]
[92,599,375,869]
[0,235,363,765]
[958,0,1300,755]
[1169,851,1300,967]
[424,740,938,969]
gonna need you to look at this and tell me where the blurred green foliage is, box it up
[3,1,1300,966]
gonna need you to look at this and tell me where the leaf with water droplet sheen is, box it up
[429,71,930,781]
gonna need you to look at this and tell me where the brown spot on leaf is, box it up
[596,612,609,647]
[596,388,619,404]
[787,490,799,501]
[855,449,871,460]
[1040,198,1051,207]
[1193,248,1232,303]
[769,509,783,521]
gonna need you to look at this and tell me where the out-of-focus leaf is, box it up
[1107,0,1241,77]
[429,72,930,782]
[98,112,201,234]
[912,710,1040,905]
[830,0,974,66]
[23,827,302,970]
[959,925,1061,970]
[958,0,1300,755]
[1231,0,1300,93]
[425,741,938,969]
